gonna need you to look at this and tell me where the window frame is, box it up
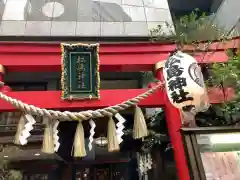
[181,126,240,180]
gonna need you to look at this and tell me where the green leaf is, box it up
[149,8,239,126]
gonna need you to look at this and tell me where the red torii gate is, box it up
[0,37,238,180]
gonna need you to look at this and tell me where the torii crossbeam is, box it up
[0,37,238,180]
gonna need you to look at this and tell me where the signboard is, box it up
[61,43,100,100]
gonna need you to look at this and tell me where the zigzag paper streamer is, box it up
[115,113,126,144]
[53,120,60,152]
[88,119,96,151]
[19,114,36,145]
[146,153,153,170]
[139,155,145,174]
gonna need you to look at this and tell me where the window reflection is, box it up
[98,0,121,4]
[0,0,174,36]
[0,0,134,21]
[197,133,240,180]
[143,0,169,9]
[122,0,143,6]
[122,5,145,22]
[2,0,28,20]
[43,2,64,18]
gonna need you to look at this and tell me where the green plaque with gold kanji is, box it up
[61,43,100,100]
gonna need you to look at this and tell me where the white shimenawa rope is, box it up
[0,82,164,121]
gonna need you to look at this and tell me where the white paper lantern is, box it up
[163,51,209,113]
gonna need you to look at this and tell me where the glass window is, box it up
[122,0,143,6]
[121,5,145,22]
[76,22,101,36]
[51,21,76,36]
[197,133,240,180]
[25,21,51,36]
[145,7,172,22]
[0,0,174,37]
[143,0,169,9]
[124,22,148,36]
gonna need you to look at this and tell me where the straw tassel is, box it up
[107,117,120,152]
[133,106,148,139]
[42,117,54,154]
[14,114,26,145]
[73,121,86,157]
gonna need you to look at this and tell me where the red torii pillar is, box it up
[0,64,11,92]
[150,62,190,180]
[163,94,190,180]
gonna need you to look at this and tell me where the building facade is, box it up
[0,0,174,37]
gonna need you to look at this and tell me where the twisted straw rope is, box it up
[0,82,164,121]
